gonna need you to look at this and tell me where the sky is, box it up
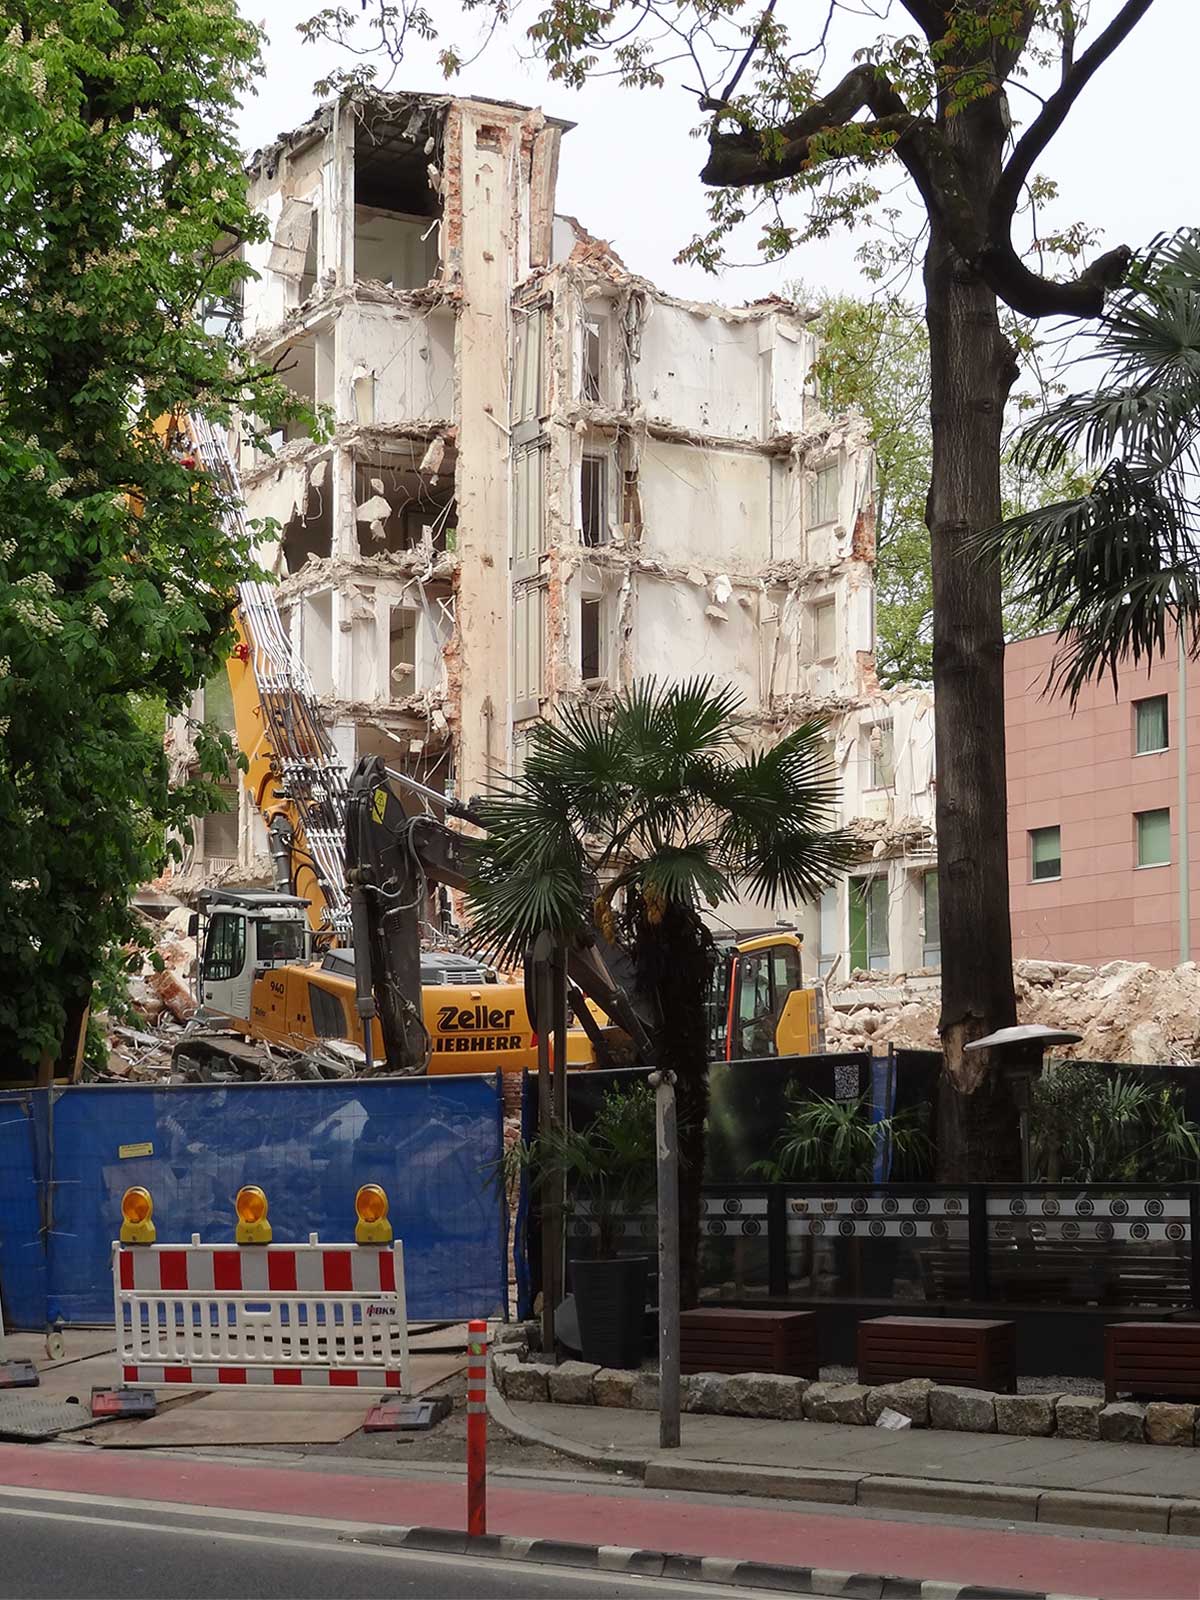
[235,2,1197,309]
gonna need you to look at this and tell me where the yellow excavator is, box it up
[172,416,823,1077]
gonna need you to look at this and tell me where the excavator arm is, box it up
[345,756,657,1073]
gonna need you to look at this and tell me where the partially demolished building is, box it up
[176,89,936,977]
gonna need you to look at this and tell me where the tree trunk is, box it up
[925,99,1021,1182]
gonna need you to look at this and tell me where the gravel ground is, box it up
[819,1363,1103,1396]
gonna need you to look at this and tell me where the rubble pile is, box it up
[826,958,1200,1065]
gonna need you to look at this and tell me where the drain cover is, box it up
[0,1394,93,1441]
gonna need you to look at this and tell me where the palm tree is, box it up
[465,676,855,1306]
[986,229,1200,702]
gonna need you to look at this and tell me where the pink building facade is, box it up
[1005,630,1198,967]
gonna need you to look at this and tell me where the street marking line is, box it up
[0,1503,755,1596]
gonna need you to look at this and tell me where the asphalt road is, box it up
[0,1492,768,1600]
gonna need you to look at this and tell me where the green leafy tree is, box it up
[811,291,1087,686]
[0,2,299,1067]
[307,0,1158,1180]
[467,678,854,1306]
[989,229,1200,700]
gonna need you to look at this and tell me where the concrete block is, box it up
[1038,1490,1172,1533]
[1099,1401,1147,1443]
[994,1392,1059,1437]
[1054,1394,1104,1440]
[593,1367,637,1408]
[681,1372,724,1414]
[1167,1501,1200,1536]
[503,1359,554,1404]
[1146,1401,1197,1446]
[490,1350,524,1394]
[630,1371,660,1411]
[866,1379,935,1428]
[928,1386,997,1433]
[804,1382,870,1426]
[546,1360,599,1406]
[858,1476,1039,1523]
[718,1372,809,1420]
[644,1459,863,1505]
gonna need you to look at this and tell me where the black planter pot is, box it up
[572,1256,649,1369]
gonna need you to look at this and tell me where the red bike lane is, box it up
[0,1442,1197,1598]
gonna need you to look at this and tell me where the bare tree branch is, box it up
[713,0,776,106]
[991,0,1157,231]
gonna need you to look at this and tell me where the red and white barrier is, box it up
[113,1238,408,1392]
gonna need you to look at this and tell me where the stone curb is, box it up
[343,1522,1081,1599]
[492,1386,1200,1539]
[492,1338,1200,1449]
[487,1379,648,1475]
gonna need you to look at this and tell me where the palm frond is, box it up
[985,460,1200,701]
[986,227,1200,704]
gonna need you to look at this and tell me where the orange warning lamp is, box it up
[120,1186,156,1245]
[235,1184,272,1245]
[354,1183,392,1245]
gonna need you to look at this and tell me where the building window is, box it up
[388,606,417,701]
[1135,695,1168,754]
[869,720,895,789]
[580,597,602,682]
[922,870,940,969]
[809,462,839,527]
[1030,825,1061,882]
[1136,807,1171,868]
[580,454,609,546]
[814,598,836,662]
[818,885,839,978]
[850,876,889,972]
[582,313,606,403]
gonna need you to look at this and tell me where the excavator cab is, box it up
[707,931,824,1061]
[195,889,313,1025]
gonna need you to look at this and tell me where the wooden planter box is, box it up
[857,1315,1017,1393]
[1105,1321,1200,1402]
[680,1308,818,1377]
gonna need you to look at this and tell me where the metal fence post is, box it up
[968,1184,990,1304]
[651,1069,680,1450]
[767,1187,788,1299]
[1189,1187,1200,1311]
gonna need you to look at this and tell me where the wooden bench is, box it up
[858,1315,1016,1393]
[680,1308,818,1377]
[1105,1321,1200,1402]
[920,1244,1191,1309]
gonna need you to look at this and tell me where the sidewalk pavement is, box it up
[493,1391,1200,1535]
[0,1327,464,1447]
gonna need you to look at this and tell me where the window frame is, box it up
[1029,825,1062,883]
[809,461,840,528]
[814,598,836,662]
[580,452,610,547]
[1134,694,1169,756]
[1136,807,1171,869]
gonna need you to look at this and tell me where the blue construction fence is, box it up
[0,1075,507,1330]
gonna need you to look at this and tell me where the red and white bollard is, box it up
[466,1319,488,1536]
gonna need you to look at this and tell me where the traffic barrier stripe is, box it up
[120,1363,403,1388]
[113,1241,408,1392]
